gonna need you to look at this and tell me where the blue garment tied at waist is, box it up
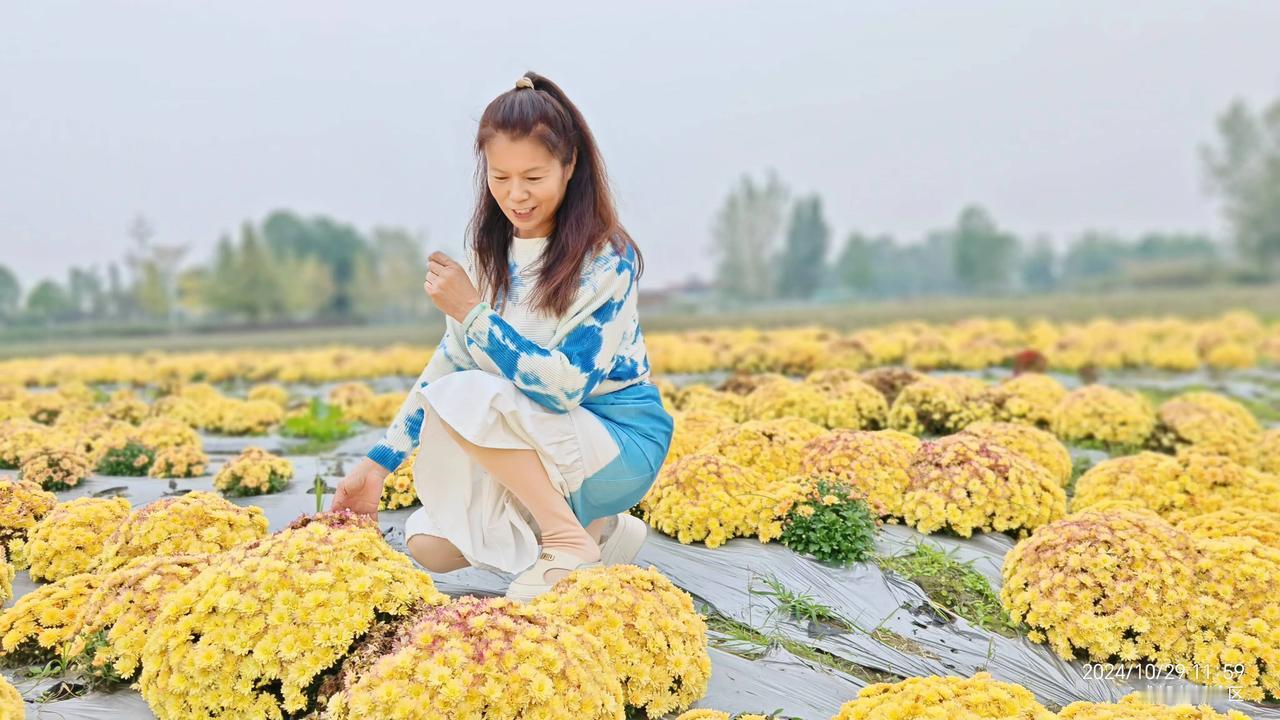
[569,381,674,525]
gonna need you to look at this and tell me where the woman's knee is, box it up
[406,534,470,573]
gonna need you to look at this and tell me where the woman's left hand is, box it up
[425,251,483,322]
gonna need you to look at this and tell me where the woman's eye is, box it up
[492,177,508,182]
[527,177,543,182]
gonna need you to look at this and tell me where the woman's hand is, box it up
[425,251,482,323]
[330,457,391,519]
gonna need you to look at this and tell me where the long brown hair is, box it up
[467,71,644,318]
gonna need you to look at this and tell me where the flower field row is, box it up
[4,310,1280,388]
[0,496,713,720]
[638,366,1280,703]
[657,370,1278,468]
[680,672,1255,719]
[1,483,1268,718]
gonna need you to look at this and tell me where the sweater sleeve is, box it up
[459,245,638,414]
[366,322,478,472]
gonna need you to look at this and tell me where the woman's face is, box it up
[484,132,575,238]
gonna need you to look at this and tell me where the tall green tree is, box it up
[0,265,20,321]
[275,252,334,319]
[262,210,369,316]
[235,223,284,323]
[950,205,1018,294]
[25,279,74,322]
[1020,236,1057,292]
[353,227,431,320]
[66,266,106,319]
[105,262,134,320]
[834,232,877,295]
[124,215,188,324]
[202,234,241,316]
[1062,231,1127,284]
[776,195,830,299]
[1202,96,1280,275]
[710,169,789,302]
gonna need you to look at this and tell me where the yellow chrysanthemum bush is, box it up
[1175,508,1280,549]
[24,496,132,582]
[1057,694,1252,719]
[667,408,735,465]
[900,434,1065,537]
[22,390,72,424]
[1051,385,1156,449]
[823,342,882,379]
[345,392,402,426]
[1152,392,1262,466]
[1172,391,1261,430]
[0,419,45,469]
[1260,428,1280,474]
[138,511,446,720]
[204,397,285,436]
[214,446,294,496]
[136,416,202,453]
[148,444,209,479]
[0,571,105,666]
[796,429,920,516]
[1072,449,1280,523]
[247,383,290,407]
[674,384,748,422]
[532,565,711,717]
[887,376,991,435]
[823,378,890,430]
[322,595,624,720]
[959,420,1073,486]
[639,454,802,547]
[981,372,1067,428]
[63,554,212,681]
[148,394,201,427]
[65,414,138,466]
[1070,451,1183,515]
[18,445,93,491]
[1001,509,1203,663]
[379,450,419,511]
[0,475,57,548]
[104,387,149,423]
[0,402,22,424]
[695,418,827,479]
[729,330,827,376]
[0,673,20,719]
[325,382,374,417]
[1026,500,1280,699]
[858,367,924,405]
[92,491,268,573]
[830,672,1054,720]
[652,376,678,408]
[0,546,12,606]
[1188,536,1280,700]
[742,378,830,426]
[903,330,957,370]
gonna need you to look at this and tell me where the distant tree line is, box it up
[3,94,1277,326]
[0,211,434,327]
[708,93,1280,303]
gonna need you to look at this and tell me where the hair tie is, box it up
[515,76,535,90]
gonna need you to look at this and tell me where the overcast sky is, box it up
[2,1,1278,289]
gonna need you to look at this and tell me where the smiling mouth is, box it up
[512,206,536,219]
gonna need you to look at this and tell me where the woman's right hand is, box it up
[330,458,391,519]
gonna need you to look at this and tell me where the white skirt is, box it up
[403,369,620,574]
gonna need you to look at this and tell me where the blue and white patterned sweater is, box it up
[367,237,652,472]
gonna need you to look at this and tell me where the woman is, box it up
[331,72,673,602]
